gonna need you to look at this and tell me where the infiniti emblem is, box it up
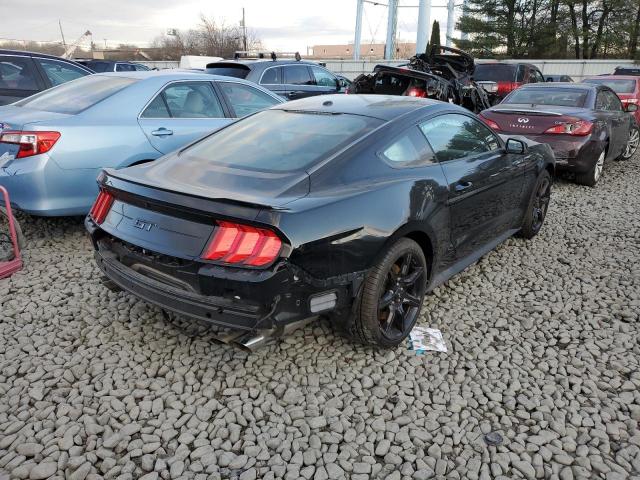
[517,117,529,123]
[133,219,155,231]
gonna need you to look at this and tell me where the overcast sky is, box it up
[1,0,456,52]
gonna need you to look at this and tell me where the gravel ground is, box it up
[1,154,639,480]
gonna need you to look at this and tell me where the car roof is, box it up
[94,71,253,81]
[517,82,596,90]
[270,94,454,121]
[585,75,639,81]
[212,59,320,68]
[476,62,537,68]
[0,49,85,63]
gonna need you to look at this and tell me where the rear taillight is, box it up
[89,190,114,225]
[202,221,282,267]
[478,114,500,131]
[406,87,426,98]
[622,98,638,104]
[496,81,521,95]
[0,131,60,158]
[544,119,593,136]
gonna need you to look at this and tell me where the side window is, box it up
[0,57,38,90]
[134,64,150,71]
[419,114,500,162]
[37,59,88,86]
[310,66,337,87]
[380,128,436,168]
[605,91,622,111]
[142,82,224,118]
[141,94,170,118]
[534,70,545,83]
[284,65,313,85]
[218,82,279,117]
[260,67,281,85]
[116,63,135,72]
[515,65,526,82]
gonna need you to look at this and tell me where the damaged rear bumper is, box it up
[90,228,359,331]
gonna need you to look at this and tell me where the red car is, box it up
[479,83,639,187]
[582,76,640,124]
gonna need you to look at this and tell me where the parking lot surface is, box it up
[1,156,639,480]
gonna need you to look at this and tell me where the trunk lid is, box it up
[481,104,589,135]
[0,105,71,132]
[0,106,71,163]
[97,171,290,263]
[109,149,310,209]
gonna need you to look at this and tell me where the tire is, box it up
[518,170,552,239]
[618,126,639,160]
[575,148,605,187]
[351,238,427,347]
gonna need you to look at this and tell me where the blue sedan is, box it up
[0,71,283,216]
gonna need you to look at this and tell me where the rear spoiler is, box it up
[488,108,564,116]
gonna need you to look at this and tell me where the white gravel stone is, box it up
[1,155,640,479]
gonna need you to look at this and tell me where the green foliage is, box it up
[430,21,441,47]
[454,0,639,59]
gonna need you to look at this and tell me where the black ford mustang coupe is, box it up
[86,95,555,347]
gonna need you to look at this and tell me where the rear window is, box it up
[86,61,111,73]
[180,109,383,172]
[503,88,588,107]
[583,78,636,94]
[474,64,516,82]
[14,75,137,114]
[205,65,250,79]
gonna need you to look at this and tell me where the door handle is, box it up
[455,181,473,192]
[151,128,173,136]
[287,92,299,98]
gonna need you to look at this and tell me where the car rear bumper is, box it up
[88,220,356,330]
[515,134,600,173]
[0,154,97,216]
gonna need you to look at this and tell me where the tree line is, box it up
[454,0,640,59]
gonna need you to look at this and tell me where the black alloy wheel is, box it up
[518,170,552,239]
[352,238,427,347]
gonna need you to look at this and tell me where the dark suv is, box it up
[205,59,343,100]
[474,62,545,103]
[0,50,93,105]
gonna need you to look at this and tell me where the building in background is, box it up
[310,42,416,60]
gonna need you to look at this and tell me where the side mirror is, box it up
[625,103,638,112]
[506,138,527,154]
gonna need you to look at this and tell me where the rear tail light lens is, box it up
[478,114,500,131]
[0,131,60,158]
[406,87,427,97]
[496,81,521,95]
[544,119,593,136]
[89,190,114,225]
[202,221,282,267]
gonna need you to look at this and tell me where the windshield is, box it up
[181,109,383,172]
[14,75,137,114]
[474,64,516,82]
[583,78,636,94]
[503,88,588,107]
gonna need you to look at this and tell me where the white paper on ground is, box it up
[408,326,447,353]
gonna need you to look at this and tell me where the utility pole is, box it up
[446,0,455,47]
[241,8,247,52]
[58,20,67,48]
[416,0,432,54]
[384,0,398,60]
[353,0,364,60]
